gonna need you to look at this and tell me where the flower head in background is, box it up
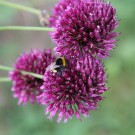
[52,0,119,59]
[9,49,56,105]
[37,56,107,123]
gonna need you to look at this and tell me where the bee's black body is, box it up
[50,57,68,75]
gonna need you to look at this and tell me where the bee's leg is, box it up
[57,70,62,76]
[57,67,66,76]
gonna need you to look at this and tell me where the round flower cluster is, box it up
[37,55,107,122]
[51,0,118,59]
[10,49,55,105]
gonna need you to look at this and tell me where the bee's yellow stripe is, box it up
[61,57,66,66]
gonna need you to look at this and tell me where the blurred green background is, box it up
[0,0,135,135]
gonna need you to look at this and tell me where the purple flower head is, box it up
[37,55,107,123]
[9,49,56,105]
[52,0,119,59]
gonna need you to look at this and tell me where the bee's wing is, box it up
[46,62,60,71]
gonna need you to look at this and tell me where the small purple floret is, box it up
[49,0,74,27]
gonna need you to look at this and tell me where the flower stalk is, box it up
[0,65,43,80]
[0,26,54,31]
[0,0,40,15]
[0,77,11,82]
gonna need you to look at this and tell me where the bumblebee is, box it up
[47,57,68,75]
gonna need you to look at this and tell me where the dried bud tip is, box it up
[39,10,50,26]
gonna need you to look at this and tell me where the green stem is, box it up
[0,0,40,15]
[20,71,43,79]
[0,77,11,82]
[0,65,43,79]
[0,65,13,71]
[0,26,54,31]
